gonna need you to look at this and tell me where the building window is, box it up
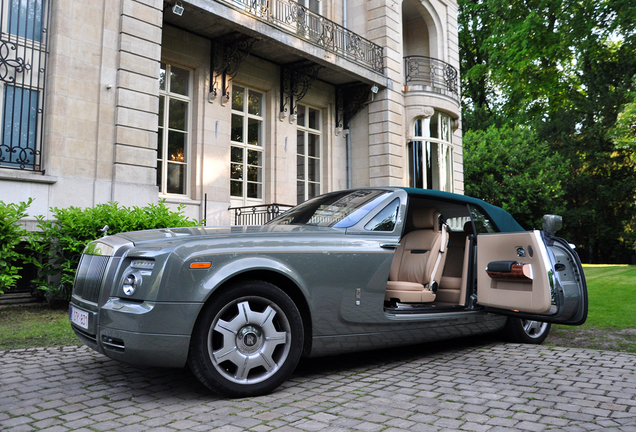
[0,0,48,171]
[296,104,321,204]
[8,0,43,41]
[296,0,320,13]
[157,63,191,195]
[1,86,38,168]
[408,111,454,192]
[230,84,264,203]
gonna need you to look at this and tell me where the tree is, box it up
[463,126,567,230]
[458,0,636,262]
[610,82,636,152]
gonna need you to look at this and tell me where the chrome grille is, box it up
[73,255,109,303]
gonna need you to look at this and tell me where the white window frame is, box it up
[408,111,454,192]
[296,103,322,204]
[230,84,265,206]
[157,62,192,196]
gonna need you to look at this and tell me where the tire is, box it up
[503,317,551,344]
[187,280,304,397]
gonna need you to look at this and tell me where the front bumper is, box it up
[70,298,203,368]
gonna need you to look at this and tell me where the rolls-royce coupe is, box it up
[70,188,587,397]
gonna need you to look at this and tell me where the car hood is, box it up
[114,224,344,247]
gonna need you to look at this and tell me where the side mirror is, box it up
[542,214,563,236]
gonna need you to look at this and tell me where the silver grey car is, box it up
[70,188,587,397]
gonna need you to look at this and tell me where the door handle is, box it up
[380,243,400,249]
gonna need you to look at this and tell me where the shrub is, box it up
[0,199,33,294]
[29,200,199,301]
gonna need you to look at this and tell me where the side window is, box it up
[470,205,497,233]
[365,199,400,232]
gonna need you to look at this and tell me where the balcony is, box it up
[240,0,383,74]
[404,56,459,103]
[166,0,385,86]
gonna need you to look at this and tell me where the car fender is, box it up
[194,255,312,305]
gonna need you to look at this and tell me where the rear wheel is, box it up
[503,317,551,344]
[188,280,304,397]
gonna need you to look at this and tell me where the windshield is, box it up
[268,190,393,228]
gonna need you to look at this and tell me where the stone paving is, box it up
[1,338,636,432]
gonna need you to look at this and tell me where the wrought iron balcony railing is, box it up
[404,56,459,96]
[229,203,294,225]
[218,0,384,74]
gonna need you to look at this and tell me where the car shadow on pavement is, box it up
[55,332,504,403]
[293,332,503,379]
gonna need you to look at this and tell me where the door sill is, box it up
[383,301,466,314]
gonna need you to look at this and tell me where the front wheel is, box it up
[188,280,304,397]
[503,317,551,344]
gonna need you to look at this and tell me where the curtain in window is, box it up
[1,86,38,168]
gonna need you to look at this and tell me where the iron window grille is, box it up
[0,0,49,172]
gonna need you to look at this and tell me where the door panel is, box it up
[477,231,552,314]
[477,231,588,325]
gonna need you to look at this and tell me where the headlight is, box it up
[122,273,139,296]
[130,259,155,270]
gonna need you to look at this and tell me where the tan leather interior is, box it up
[437,235,470,306]
[385,207,448,303]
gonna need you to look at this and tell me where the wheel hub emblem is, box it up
[244,333,256,347]
[237,325,263,354]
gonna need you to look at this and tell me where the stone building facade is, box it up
[0,0,462,227]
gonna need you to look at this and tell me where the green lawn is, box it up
[0,265,634,351]
[579,264,636,329]
[0,305,80,350]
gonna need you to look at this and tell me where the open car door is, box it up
[476,231,587,325]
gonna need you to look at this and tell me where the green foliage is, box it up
[0,199,33,294]
[610,83,636,152]
[28,200,199,301]
[463,126,567,229]
[458,0,636,262]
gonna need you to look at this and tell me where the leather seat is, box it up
[384,207,449,303]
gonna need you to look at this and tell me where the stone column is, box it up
[111,0,163,205]
[366,0,405,187]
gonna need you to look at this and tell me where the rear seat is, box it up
[436,228,470,306]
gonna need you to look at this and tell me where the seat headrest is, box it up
[463,221,473,234]
[413,207,440,229]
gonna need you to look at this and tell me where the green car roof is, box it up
[399,187,525,233]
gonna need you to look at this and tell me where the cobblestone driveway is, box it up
[1,338,635,432]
